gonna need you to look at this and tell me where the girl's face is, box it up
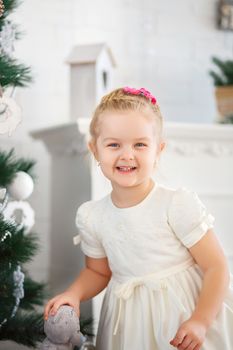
[91,110,164,191]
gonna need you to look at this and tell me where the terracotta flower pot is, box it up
[215,85,233,120]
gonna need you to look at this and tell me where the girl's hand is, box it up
[44,291,80,320]
[169,318,207,350]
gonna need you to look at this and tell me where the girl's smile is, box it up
[116,166,137,173]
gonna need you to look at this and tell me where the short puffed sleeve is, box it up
[75,201,106,258]
[168,188,215,248]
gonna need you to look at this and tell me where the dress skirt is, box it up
[95,259,233,350]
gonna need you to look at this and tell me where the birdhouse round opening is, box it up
[102,71,108,89]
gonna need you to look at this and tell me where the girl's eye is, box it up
[136,143,147,147]
[108,143,119,147]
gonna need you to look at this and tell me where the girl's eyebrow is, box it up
[103,137,151,141]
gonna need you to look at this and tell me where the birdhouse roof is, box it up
[66,43,116,66]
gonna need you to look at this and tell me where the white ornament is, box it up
[0,20,16,56]
[0,264,25,328]
[0,96,22,136]
[13,265,25,300]
[0,187,6,200]
[7,171,34,200]
[3,200,35,234]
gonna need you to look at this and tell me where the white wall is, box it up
[9,0,233,131]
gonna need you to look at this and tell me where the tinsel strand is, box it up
[0,265,25,328]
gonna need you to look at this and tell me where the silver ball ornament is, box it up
[7,171,34,200]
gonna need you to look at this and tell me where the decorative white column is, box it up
[30,121,93,318]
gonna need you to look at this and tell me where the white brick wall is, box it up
[9,0,232,131]
[1,1,233,348]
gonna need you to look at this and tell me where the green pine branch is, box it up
[20,275,47,310]
[0,264,15,297]
[0,149,17,185]
[0,220,39,265]
[0,149,36,187]
[0,265,16,320]
[0,270,46,323]
[0,55,32,88]
[0,311,45,347]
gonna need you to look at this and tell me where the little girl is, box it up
[44,87,233,350]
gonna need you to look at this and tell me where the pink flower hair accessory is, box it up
[122,86,157,105]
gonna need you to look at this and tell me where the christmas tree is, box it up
[0,1,45,346]
[0,149,45,347]
[0,1,95,348]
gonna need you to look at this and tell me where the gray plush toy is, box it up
[40,305,86,350]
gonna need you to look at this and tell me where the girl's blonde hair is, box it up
[89,87,164,147]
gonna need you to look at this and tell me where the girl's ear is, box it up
[155,142,166,162]
[156,142,166,156]
[160,142,166,152]
[88,141,98,160]
[87,141,93,153]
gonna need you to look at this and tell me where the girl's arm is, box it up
[170,228,230,348]
[187,228,230,327]
[44,256,112,319]
[67,256,112,301]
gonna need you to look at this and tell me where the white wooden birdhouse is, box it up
[66,43,116,120]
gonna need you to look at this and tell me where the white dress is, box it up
[75,183,233,350]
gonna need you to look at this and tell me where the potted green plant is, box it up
[209,57,233,124]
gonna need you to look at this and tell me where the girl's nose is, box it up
[120,147,134,160]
